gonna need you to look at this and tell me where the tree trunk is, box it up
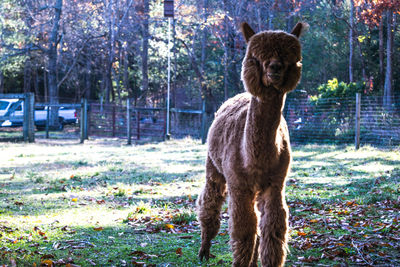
[114,43,122,104]
[384,10,393,109]
[257,7,262,32]
[356,38,367,81]
[349,0,354,82]
[379,15,384,91]
[141,0,150,93]
[123,48,130,99]
[44,70,48,102]
[105,0,116,103]
[268,8,274,30]
[23,58,31,93]
[48,0,63,126]
[85,59,91,99]
[0,71,4,94]
[223,15,229,100]
[172,18,177,108]
[33,67,40,102]
[200,0,208,102]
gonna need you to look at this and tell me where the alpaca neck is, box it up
[243,89,286,163]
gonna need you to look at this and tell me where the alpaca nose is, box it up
[269,61,282,73]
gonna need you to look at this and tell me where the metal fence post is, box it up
[80,98,85,143]
[162,109,167,141]
[127,99,131,145]
[355,93,361,150]
[45,106,50,138]
[84,99,88,140]
[112,104,116,137]
[136,110,140,140]
[201,98,206,144]
[23,93,35,142]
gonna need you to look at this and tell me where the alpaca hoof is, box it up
[198,246,210,261]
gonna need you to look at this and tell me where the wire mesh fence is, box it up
[285,95,400,146]
[358,96,400,146]
[170,109,204,138]
[87,102,207,141]
[1,94,399,147]
[88,102,167,141]
[0,94,81,142]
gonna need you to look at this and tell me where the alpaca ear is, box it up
[241,22,255,43]
[291,22,309,38]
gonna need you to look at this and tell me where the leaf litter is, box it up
[1,140,399,266]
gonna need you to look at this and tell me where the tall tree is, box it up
[349,0,354,82]
[355,0,400,101]
[384,9,394,108]
[47,0,63,126]
[141,0,150,95]
[105,0,116,103]
[379,15,384,90]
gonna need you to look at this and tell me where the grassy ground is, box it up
[0,138,399,266]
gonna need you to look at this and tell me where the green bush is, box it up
[313,78,365,99]
[289,79,366,144]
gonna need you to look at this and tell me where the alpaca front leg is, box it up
[257,186,288,267]
[228,189,258,267]
[197,158,227,261]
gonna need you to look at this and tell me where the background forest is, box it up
[0,0,399,112]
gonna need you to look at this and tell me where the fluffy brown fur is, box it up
[197,22,307,267]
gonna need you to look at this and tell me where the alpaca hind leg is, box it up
[197,157,227,261]
[257,185,288,267]
[228,188,258,267]
[250,235,260,267]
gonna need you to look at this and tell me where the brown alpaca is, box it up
[197,22,307,267]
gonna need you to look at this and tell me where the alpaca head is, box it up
[241,22,307,96]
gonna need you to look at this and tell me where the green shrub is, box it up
[314,78,365,99]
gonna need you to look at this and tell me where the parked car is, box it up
[0,99,77,130]
[0,98,19,117]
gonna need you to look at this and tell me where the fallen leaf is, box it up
[132,261,145,267]
[41,254,55,260]
[175,247,183,256]
[38,231,46,236]
[93,227,104,231]
[297,232,307,236]
[41,259,53,266]
[165,224,174,229]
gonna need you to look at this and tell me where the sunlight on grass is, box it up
[0,138,399,266]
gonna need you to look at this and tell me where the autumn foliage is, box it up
[354,0,400,26]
